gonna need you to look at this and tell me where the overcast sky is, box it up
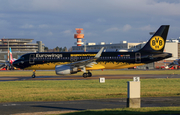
[0,0,180,49]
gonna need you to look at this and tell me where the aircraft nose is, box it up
[13,60,25,69]
[13,60,21,68]
[12,60,18,67]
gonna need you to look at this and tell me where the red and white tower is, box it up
[74,28,84,46]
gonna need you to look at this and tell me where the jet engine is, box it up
[55,65,79,75]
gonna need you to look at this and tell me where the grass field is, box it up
[0,79,180,103]
[1,70,180,114]
[0,69,180,77]
[60,107,180,115]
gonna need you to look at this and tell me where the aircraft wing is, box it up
[68,47,104,69]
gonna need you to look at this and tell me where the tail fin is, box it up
[9,47,13,60]
[9,47,14,64]
[139,25,169,53]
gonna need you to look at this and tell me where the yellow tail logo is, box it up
[150,36,164,50]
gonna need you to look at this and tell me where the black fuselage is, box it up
[13,51,172,70]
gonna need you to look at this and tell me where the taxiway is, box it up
[0,74,180,81]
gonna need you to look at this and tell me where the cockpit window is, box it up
[18,56,24,60]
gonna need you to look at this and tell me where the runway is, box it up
[0,74,180,81]
[1,97,180,115]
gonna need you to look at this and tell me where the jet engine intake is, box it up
[55,65,79,75]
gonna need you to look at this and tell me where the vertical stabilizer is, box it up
[9,47,14,64]
[9,47,13,60]
[139,25,169,53]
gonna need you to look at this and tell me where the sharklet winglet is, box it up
[94,47,104,59]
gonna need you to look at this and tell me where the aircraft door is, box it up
[29,54,35,64]
[135,52,141,63]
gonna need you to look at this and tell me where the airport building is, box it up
[0,38,44,60]
[72,41,144,52]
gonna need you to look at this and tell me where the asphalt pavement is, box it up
[0,97,180,115]
[0,74,180,81]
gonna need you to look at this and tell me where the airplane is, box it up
[13,25,172,78]
[165,58,180,69]
[0,47,16,70]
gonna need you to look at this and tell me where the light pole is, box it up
[7,40,9,61]
[84,39,86,52]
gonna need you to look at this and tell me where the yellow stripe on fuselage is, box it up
[25,61,145,70]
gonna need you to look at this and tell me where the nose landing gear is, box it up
[32,70,36,78]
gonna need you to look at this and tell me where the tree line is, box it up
[44,46,72,52]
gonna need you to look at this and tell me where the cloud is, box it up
[85,32,97,36]
[61,30,72,34]
[123,24,132,32]
[96,18,106,23]
[30,31,38,36]
[1,0,180,16]
[0,0,180,49]
[47,31,53,36]
[139,25,152,31]
[20,24,34,29]
[110,0,180,16]
[105,27,120,32]
[0,19,9,26]
[38,24,49,29]
[83,22,93,28]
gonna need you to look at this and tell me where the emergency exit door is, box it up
[135,52,141,63]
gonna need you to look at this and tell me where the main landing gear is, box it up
[32,70,36,78]
[83,71,92,78]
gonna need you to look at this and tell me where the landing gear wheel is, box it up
[83,73,88,78]
[32,74,36,78]
[32,70,36,78]
[88,72,92,77]
[83,72,92,78]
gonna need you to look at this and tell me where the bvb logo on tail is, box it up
[150,36,164,50]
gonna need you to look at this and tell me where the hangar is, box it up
[0,38,44,60]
